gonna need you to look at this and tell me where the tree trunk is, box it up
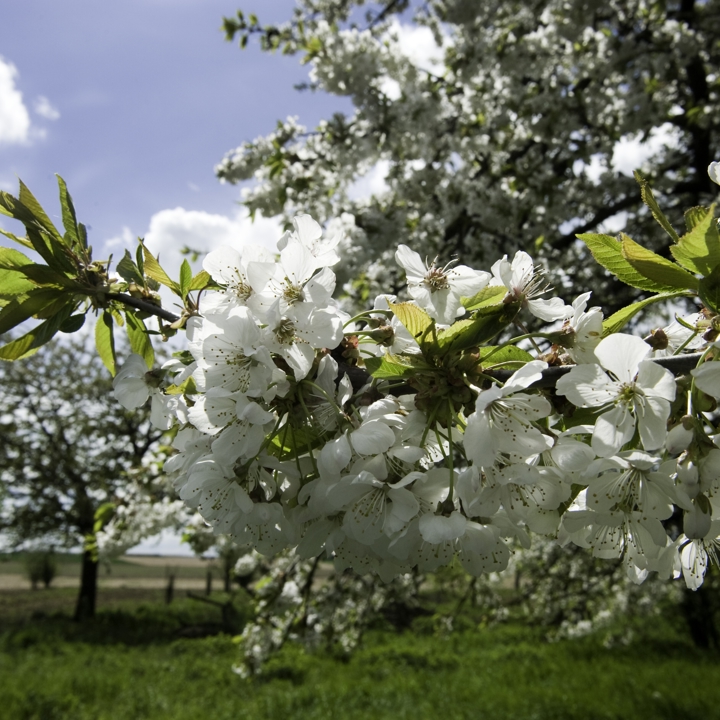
[682,583,719,650]
[74,550,98,621]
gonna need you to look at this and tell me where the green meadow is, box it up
[1,576,718,720]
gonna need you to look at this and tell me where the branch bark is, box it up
[106,293,181,324]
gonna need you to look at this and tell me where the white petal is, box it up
[692,361,720,400]
[395,244,427,283]
[351,420,396,456]
[594,334,650,383]
[636,396,670,452]
[419,512,467,544]
[592,405,635,457]
[556,364,617,408]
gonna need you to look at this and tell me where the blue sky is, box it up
[0,0,351,266]
[0,0,353,556]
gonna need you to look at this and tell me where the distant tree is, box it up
[219,0,720,310]
[0,335,162,620]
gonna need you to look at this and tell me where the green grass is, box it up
[0,599,717,720]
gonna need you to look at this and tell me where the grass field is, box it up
[0,583,718,720]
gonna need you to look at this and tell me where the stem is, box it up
[343,309,391,328]
[482,332,554,362]
[106,293,181,323]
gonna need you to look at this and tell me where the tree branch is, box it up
[106,293,181,324]
[339,353,705,394]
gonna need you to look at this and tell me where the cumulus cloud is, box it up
[0,57,31,145]
[387,20,447,75]
[34,95,60,121]
[104,208,283,286]
[347,159,391,201]
[612,123,681,176]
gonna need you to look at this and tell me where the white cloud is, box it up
[106,226,136,250]
[34,95,60,121]
[612,123,681,177]
[141,207,283,280]
[387,20,447,75]
[0,57,31,145]
[347,159,390,201]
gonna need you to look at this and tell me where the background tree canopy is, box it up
[0,336,161,618]
[219,0,719,310]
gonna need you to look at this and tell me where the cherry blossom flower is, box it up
[490,251,571,321]
[556,333,676,457]
[395,244,489,324]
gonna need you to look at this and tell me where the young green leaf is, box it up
[116,250,145,285]
[670,205,720,276]
[621,233,699,292]
[578,233,672,292]
[602,291,687,335]
[179,259,192,299]
[59,313,87,334]
[699,265,720,314]
[461,285,506,311]
[140,240,181,295]
[189,269,212,291]
[0,248,36,297]
[0,287,65,335]
[55,174,80,248]
[365,354,421,379]
[125,311,155,368]
[478,345,534,369]
[0,302,74,361]
[634,170,680,243]
[388,302,435,350]
[0,226,34,250]
[95,311,117,376]
[18,179,64,243]
[436,304,520,356]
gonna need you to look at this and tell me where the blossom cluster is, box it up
[113,215,720,592]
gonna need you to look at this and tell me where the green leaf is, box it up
[478,345,534,369]
[59,313,87,334]
[140,240,181,295]
[165,375,198,396]
[116,250,145,285]
[0,226,34,250]
[436,304,520,356]
[0,248,35,299]
[95,311,116,376]
[18,179,64,243]
[125,311,155,368]
[670,205,720,276]
[189,269,211,291]
[389,302,435,349]
[634,170,679,243]
[461,285,507,311]
[56,174,80,248]
[179,259,192,299]
[365,354,426,379]
[0,247,33,269]
[136,244,145,277]
[699,264,720,314]
[578,233,676,292]
[0,302,74,361]
[12,263,80,289]
[269,422,324,458]
[602,291,687,335]
[621,233,699,292]
[0,287,64,335]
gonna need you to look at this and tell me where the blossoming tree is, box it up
[1,166,719,604]
[217,0,720,310]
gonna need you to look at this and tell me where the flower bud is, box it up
[684,496,713,539]
[666,417,695,454]
[644,328,668,351]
